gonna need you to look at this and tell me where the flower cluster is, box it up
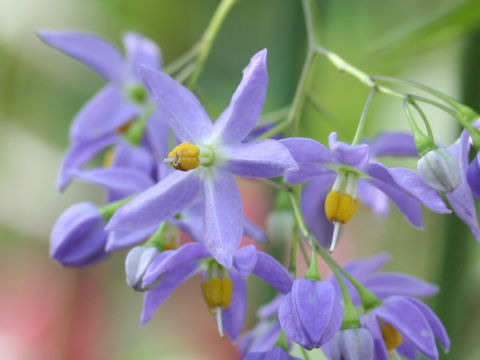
[42,23,480,359]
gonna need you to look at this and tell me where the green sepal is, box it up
[99,196,133,222]
[304,247,321,281]
[145,222,167,251]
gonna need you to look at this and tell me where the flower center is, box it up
[201,276,233,310]
[381,322,403,353]
[167,142,201,171]
[324,171,358,252]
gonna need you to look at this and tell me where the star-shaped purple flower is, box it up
[107,49,297,267]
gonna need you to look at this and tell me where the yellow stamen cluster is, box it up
[381,322,403,353]
[325,190,359,224]
[201,276,233,310]
[168,142,200,171]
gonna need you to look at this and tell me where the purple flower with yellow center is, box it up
[38,29,165,190]
[281,132,450,250]
[361,296,449,360]
[107,49,297,268]
[243,347,300,360]
[138,242,292,340]
[278,278,343,350]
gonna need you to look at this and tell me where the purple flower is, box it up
[362,296,449,360]
[327,328,374,360]
[50,202,109,266]
[138,242,292,341]
[243,347,300,360]
[329,253,439,305]
[107,50,297,267]
[38,30,165,190]
[278,278,343,350]
[281,133,450,248]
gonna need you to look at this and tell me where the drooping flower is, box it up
[138,243,293,341]
[107,49,297,267]
[38,30,166,190]
[328,328,374,360]
[417,147,461,193]
[278,278,343,350]
[281,132,450,250]
[361,296,449,360]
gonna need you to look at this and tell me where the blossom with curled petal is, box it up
[139,242,293,341]
[38,29,166,190]
[281,132,450,248]
[362,296,449,360]
[107,49,297,267]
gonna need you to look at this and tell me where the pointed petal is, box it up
[57,134,118,191]
[233,245,258,278]
[389,167,450,214]
[71,167,154,198]
[107,170,202,231]
[363,273,438,299]
[211,49,268,143]
[123,31,161,76]
[70,85,139,142]
[467,152,480,200]
[224,140,298,178]
[447,130,480,240]
[223,269,247,340]
[329,132,369,168]
[38,30,124,81]
[105,225,158,252]
[253,251,293,294]
[370,132,418,158]
[376,296,438,359]
[366,163,424,228]
[243,217,268,243]
[140,261,200,325]
[111,140,155,175]
[138,66,212,142]
[144,109,170,160]
[300,175,336,247]
[203,172,243,268]
[143,242,210,286]
[281,137,334,184]
[278,292,310,348]
[357,180,390,217]
[405,297,450,352]
[342,253,390,278]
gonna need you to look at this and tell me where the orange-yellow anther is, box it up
[325,190,359,224]
[201,277,233,310]
[168,142,200,171]
[103,148,116,168]
[117,121,133,134]
[381,322,403,353]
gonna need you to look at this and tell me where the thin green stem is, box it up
[410,100,434,141]
[403,99,436,156]
[99,196,133,221]
[298,236,311,267]
[186,0,237,89]
[175,62,196,84]
[163,42,202,75]
[258,105,290,126]
[330,265,361,329]
[352,86,377,145]
[258,178,293,192]
[289,220,299,277]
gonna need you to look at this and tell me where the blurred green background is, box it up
[1,0,480,359]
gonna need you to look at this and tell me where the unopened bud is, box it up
[167,142,200,171]
[329,329,374,360]
[417,148,460,193]
[125,246,161,291]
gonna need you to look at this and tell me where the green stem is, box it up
[144,222,167,250]
[289,220,299,277]
[403,99,436,156]
[304,247,321,281]
[330,265,361,329]
[99,196,133,222]
[351,86,377,145]
[163,42,202,75]
[186,0,237,89]
[257,105,290,126]
[411,100,435,141]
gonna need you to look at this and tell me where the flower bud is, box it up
[167,142,200,171]
[50,202,109,267]
[125,246,161,291]
[417,148,460,193]
[329,328,374,360]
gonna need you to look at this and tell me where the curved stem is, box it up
[352,86,377,145]
[186,0,237,89]
[163,42,202,75]
[410,100,434,141]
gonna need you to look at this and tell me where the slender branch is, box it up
[410,100,434,141]
[352,86,377,145]
[163,42,202,75]
[186,0,237,89]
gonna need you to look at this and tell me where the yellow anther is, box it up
[201,276,233,310]
[117,121,133,134]
[167,142,200,171]
[381,322,403,353]
[103,148,116,168]
[325,190,359,224]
